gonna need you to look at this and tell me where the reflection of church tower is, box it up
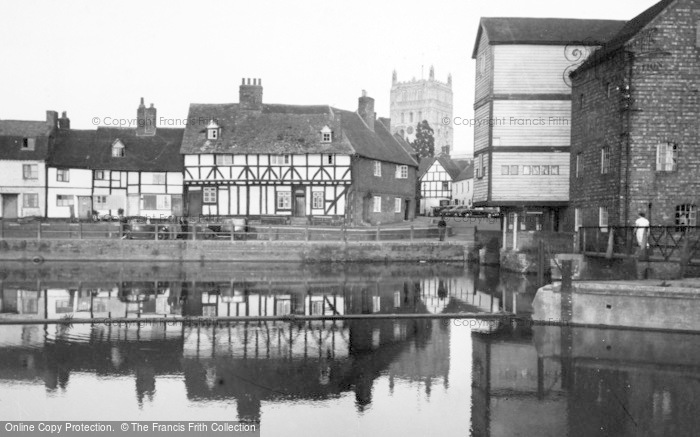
[390,66,453,153]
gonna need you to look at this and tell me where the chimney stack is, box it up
[240,78,263,110]
[136,98,157,136]
[58,111,70,130]
[46,110,58,130]
[358,90,375,132]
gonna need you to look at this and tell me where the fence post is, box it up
[537,240,545,287]
[376,224,380,241]
[230,223,235,242]
[193,225,197,240]
[410,225,414,241]
[343,225,347,243]
[155,224,159,241]
[37,223,42,241]
[79,222,83,240]
[269,225,273,241]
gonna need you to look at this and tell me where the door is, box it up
[293,189,306,217]
[187,190,203,216]
[78,196,92,219]
[2,194,18,219]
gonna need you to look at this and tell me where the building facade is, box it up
[569,0,699,229]
[471,17,625,231]
[452,163,474,207]
[390,67,453,154]
[180,79,417,225]
[0,111,59,218]
[418,155,464,215]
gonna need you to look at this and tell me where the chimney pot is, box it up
[241,78,245,85]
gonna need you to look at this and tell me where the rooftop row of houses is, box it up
[0,82,418,225]
[471,0,700,231]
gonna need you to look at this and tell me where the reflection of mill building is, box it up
[390,67,453,154]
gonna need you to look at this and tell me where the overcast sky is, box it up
[0,0,659,157]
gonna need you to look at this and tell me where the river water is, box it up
[0,262,698,436]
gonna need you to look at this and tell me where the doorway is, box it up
[187,190,203,216]
[404,199,410,220]
[293,187,306,217]
[2,194,18,219]
[78,196,92,219]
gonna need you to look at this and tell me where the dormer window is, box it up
[207,120,220,140]
[21,138,35,151]
[321,125,332,143]
[111,139,125,157]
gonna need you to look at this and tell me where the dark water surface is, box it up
[0,262,698,436]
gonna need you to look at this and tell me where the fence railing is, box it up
[578,226,700,261]
[0,220,449,242]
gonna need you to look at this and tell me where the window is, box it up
[373,161,382,177]
[476,154,485,179]
[94,195,107,208]
[373,196,382,213]
[207,120,220,140]
[95,170,106,180]
[312,191,324,209]
[599,207,609,232]
[410,112,414,123]
[542,165,550,175]
[656,143,678,171]
[21,138,35,151]
[523,165,531,175]
[56,169,69,182]
[215,155,233,165]
[501,165,509,175]
[57,195,74,207]
[277,191,291,210]
[203,187,217,204]
[601,146,610,174]
[143,195,171,210]
[152,173,166,184]
[510,165,518,175]
[111,140,125,157]
[574,208,582,231]
[327,154,334,164]
[395,165,408,179]
[395,197,402,213]
[482,156,487,179]
[532,165,540,175]
[270,155,290,165]
[551,165,559,175]
[675,204,697,228]
[23,193,38,208]
[576,153,583,177]
[321,126,332,143]
[22,164,38,180]
[442,181,449,191]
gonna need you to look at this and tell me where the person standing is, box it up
[634,211,650,250]
[438,214,447,241]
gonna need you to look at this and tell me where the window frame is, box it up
[601,146,610,174]
[599,206,609,233]
[21,138,35,151]
[373,161,382,177]
[202,187,217,204]
[95,170,106,180]
[56,195,74,207]
[22,164,38,180]
[270,155,290,166]
[23,193,38,208]
[395,165,408,179]
[373,195,382,213]
[56,169,70,182]
[656,142,678,172]
[215,154,233,166]
[394,197,402,213]
[312,191,324,209]
[276,191,292,210]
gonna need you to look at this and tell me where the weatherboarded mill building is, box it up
[180,79,418,225]
[569,0,700,229]
[471,17,625,231]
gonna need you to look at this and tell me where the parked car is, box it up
[431,205,452,216]
[441,205,463,217]
[450,206,473,217]
[466,208,501,219]
[185,218,249,240]
[123,217,171,240]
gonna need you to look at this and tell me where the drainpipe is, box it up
[622,50,634,227]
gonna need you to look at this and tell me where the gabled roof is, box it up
[91,127,184,172]
[0,120,54,160]
[181,103,417,167]
[472,17,626,58]
[573,0,675,74]
[417,155,463,180]
[455,163,474,182]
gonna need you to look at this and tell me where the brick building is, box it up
[569,0,700,229]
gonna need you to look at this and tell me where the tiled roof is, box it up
[472,17,626,58]
[49,130,96,168]
[417,156,435,178]
[0,120,53,160]
[573,0,675,74]
[455,163,474,181]
[181,103,417,167]
[417,155,463,180]
[88,127,184,171]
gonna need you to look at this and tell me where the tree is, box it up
[411,120,435,162]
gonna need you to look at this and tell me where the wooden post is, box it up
[376,224,380,241]
[193,224,197,240]
[343,225,347,243]
[268,225,273,241]
[37,223,42,240]
[560,260,573,325]
[502,214,508,251]
[512,213,518,251]
[155,224,159,240]
[605,227,614,259]
[410,225,414,241]
[230,222,235,242]
[537,240,545,287]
